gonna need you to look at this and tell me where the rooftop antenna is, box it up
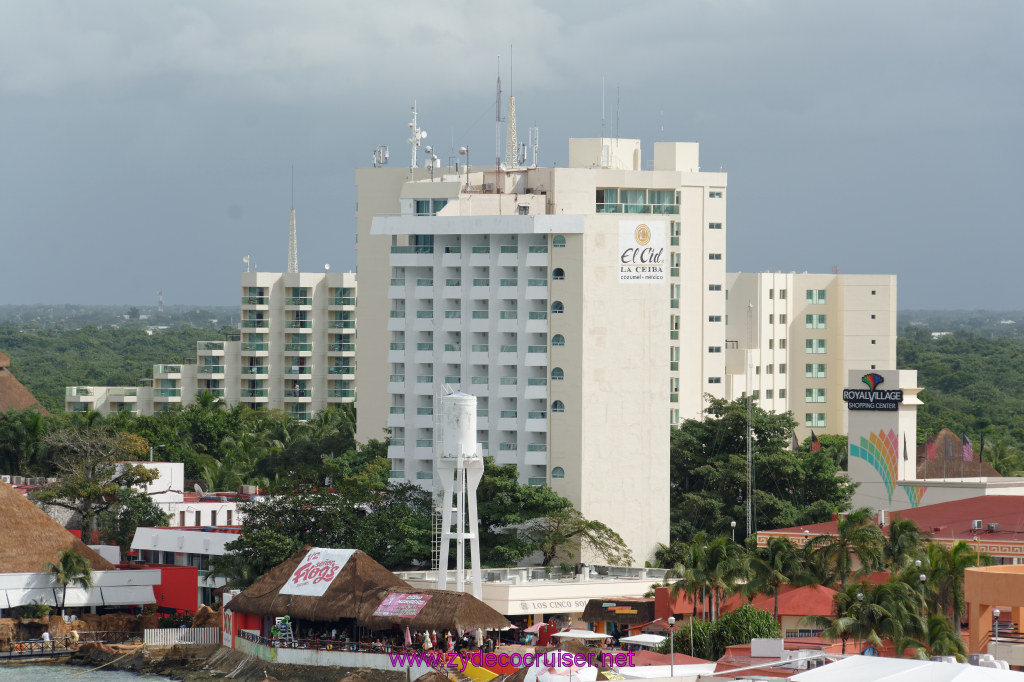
[505,45,519,170]
[495,56,502,192]
[616,84,620,139]
[287,166,298,274]
[242,255,250,273]
[601,77,606,139]
[530,124,539,167]
[372,144,389,167]
[408,101,427,174]
[158,290,164,314]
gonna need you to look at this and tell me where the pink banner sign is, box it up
[373,593,433,618]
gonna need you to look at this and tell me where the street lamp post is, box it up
[730,520,736,543]
[668,616,675,678]
[994,609,1001,661]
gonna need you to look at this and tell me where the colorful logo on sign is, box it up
[862,373,885,390]
[634,224,651,246]
[850,429,898,502]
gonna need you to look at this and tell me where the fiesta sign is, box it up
[279,548,355,596]
[843,373,903,411]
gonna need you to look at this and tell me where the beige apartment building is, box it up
[724,271,897,441]
[355,137,728,564]
[66,271,356,418]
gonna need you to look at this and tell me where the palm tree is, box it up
[926,540,991,635]
[744,537,803,619]
[45,549,93,616]
[703,535,746,620]
[806,507,884,589]
[883,518,927,570]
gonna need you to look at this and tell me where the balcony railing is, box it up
[500,345,517,353]
[329,297,356,306]
[500,245,517,254]
[389,374,405,383]
[241,389,268,398]
[499,311,517,319]
[242,343,268,351]
[444,344,461,352]
[500,410,518,418]
[528,245,548,253]
[155,365,182,374]
[390,342,405,351]
[528,411,547,419]
[286,320,312,329]
[241,366,268,374]
[416,279,433,286]
[198,341,225,351]
[390,310,405,318]
[329,320,355,328]
[328,366,353,374]
[328,389,355,398]
[66,387,94,396]
[527,378,547,386]
[390,406,405,414]
[445,311,461,319]
[528,312,547,320]
[198,365,225,374]
[416,310,434,319]
[499,279,518,287]
[472,310,489,319]
[527,279,547,287]
[242,296,267,305]
[471,246,490,254]
[416,407,433,415]
[329,343,355,352]
[471,344,488,352]
[154,388,181,397]
[500,377,517,385]
[390,246,434,254]
[527,443,547,451]
[285,366,310,375]
[416,343,433,351]
[284,389,310,398]
[285,297,312,306]
[284,343,312,352]
[472,278,490,286]
[241,320,268,328]
[445,279,461,286]
[527,345,546,353]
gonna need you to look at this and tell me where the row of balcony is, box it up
[241,296,355,307]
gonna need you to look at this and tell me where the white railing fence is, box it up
[144,627,221,647]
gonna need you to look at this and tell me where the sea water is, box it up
[0,664,173,681]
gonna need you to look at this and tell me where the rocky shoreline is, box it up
[67,642,411,682]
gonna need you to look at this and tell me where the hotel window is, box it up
[551,301,564,314]
[709,253,722,260]
[552,467,565,478]
[779,364,786,373]
[553,235,566,248]
[211,511,217,526]
[227,510,233,525]
[805,388,826,403]
[806,289,827,304]
[805,339,827,354]
[179,511,185,526]
[769,314,774,324]
[551,368,564,381]
[709,222,722,229]
[709,315,722,322]
[708,376,722,384]
[766,364,773,374]
[871,339,877,344]
[709,191,723,198]
[194,511,201,525]
[553,268,565,280]
[671,221,681,236]
[806,314,827,329]
[766,389,773,399]
[779,289,787,299]
[779,338,787,349]
[768,340,773,349]
[779,314,787,324]
[552,334,565,346]
[752,390,760,399]
[805,413,826,428]
[552,400,565,413]
[779,389,787,398]
[806,363,827,378]
[769,289,774,299]
[708,346,722,353]
[709,284,722,291]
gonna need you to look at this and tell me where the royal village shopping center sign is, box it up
[279,548,355,597]
[843,372,904,411]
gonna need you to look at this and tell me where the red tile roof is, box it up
[759,495,1024,560]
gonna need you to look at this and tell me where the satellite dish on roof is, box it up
[194,483,205,495]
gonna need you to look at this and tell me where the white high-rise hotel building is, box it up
[356,138,727,562]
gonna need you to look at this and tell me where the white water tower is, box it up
[435,391,483,598]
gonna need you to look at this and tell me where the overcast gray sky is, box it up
[1,1,1021,309]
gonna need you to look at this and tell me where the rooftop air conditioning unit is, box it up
[1,475,10,484]
[988,523,1000,532]
[972,519,983,531]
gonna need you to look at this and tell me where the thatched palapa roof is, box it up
[582,598,654,625]
[0,479,114,573]
[0,352,47,414]
[358,586,510,633]
[226,547,408,622]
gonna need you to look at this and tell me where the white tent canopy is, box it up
[791,655,1023,681]
[550,629,610,640]
[619,633,666,647]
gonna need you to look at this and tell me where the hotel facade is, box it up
[65,271,356,418]
[355,138,729,563]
